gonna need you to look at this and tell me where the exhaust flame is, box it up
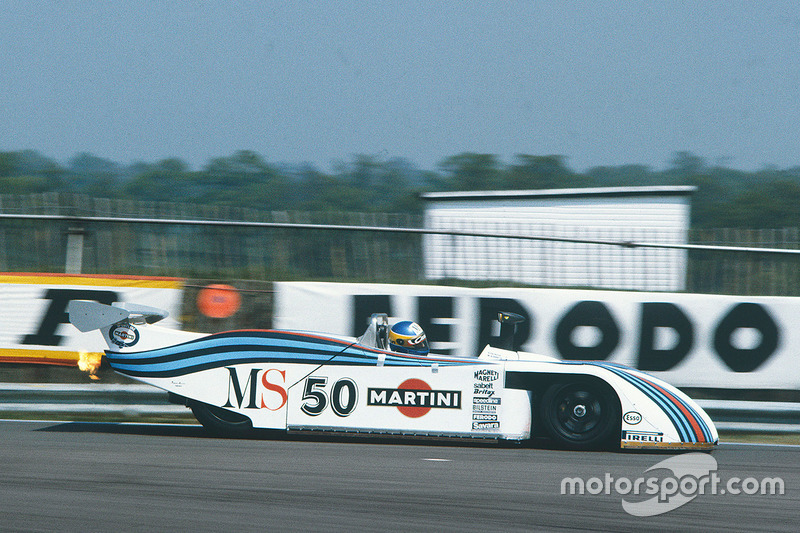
[77,351,102,380]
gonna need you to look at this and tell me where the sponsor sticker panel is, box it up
[472,367,501,431]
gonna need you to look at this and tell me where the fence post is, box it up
[65,227,85,274]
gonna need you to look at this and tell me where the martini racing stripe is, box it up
[633,372,712,443]
[108,342,350,365]
[592,363,712,443]
[606,363,712,443]
[110,331,353,361]
[108,354,418,377]
[105,330,478,377]
[107,349,425,377]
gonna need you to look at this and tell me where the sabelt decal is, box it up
[367,378,461,418]
[473,382,495,396]
[473,421,500,430]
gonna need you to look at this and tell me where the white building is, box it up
[421,186,695,291]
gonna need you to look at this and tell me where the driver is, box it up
[388,321,429,356]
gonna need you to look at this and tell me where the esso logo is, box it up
[623,411,642,425]
[109,324,140,348]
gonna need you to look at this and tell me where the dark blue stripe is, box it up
[599,365,694,442]
[106,331,479,377]
[594,363,712,443]
[115,332,352,361]
[610,366,712,442]
[109,343,350,366]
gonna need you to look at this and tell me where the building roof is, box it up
[420,185,697,202]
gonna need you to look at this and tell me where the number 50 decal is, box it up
[300,377,358,417]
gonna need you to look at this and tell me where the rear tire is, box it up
[190,401,254,437]
[539,380,619,450]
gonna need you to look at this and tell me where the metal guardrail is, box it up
[0,383,191,418]
[4,212,800,255]
[1,384,798,434]
[695,399,800,434]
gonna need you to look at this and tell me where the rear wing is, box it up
[68,300,169,332]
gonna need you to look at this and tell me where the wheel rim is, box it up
[547,384,613,443]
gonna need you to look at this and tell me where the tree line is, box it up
[2,149,800,228]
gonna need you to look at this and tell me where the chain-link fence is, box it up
[0,193,423,282]
[688,228,800,295]
[1,193,799,295]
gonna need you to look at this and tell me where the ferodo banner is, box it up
[275,281,800,389]
[0,273,184,366]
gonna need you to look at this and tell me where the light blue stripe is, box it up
[117,335,349,360]
[598,364,695,443]
[109,350,334,373]
[607,365,712,442]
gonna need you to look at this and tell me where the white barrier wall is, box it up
[0,273,184,365]
[275,281,800,390]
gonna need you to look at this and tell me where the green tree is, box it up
[0,152,21,177]
[667,151,707,180]
[202,151,290,210]
[685,173,728,228]
[0,175,52,194]
[586,164,655,187]
[438,153,501,191]
[718,181,800,228]
[122,158,193,202]
[505,154,583,189]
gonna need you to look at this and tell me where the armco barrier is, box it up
[0,384,798,434]
[0,383,192,419]
[695,399,800,434]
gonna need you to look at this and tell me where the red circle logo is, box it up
[197,284,241,318]
[397,378,432,418]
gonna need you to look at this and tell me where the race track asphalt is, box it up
[1,420,797,532]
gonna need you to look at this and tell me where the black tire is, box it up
[190,401,254,437]
[539,380,620,450]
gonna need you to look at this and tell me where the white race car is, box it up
[69,301,717,451]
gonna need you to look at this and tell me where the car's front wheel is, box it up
[190,401,254,437]
[539,380,620,450]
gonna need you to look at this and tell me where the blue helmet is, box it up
[388,321,429,355]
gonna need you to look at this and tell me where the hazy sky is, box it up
[2,1,799,172]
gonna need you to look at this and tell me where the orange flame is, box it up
[77,351,102,380]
